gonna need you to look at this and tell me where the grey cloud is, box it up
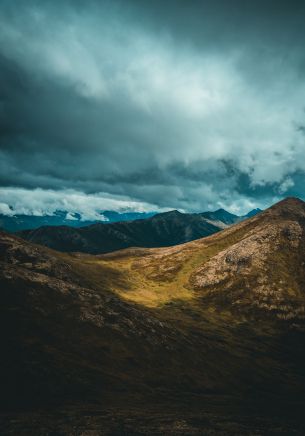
[0,0,305,213]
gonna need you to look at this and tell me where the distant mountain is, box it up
[1,198,305,433]
[244,207,262,218]
[200,208,239,224]
[0,210,156,232]
[0,211,93,232]
[18,209,221,254]
[18,207,262,254]
[201,207,262,224]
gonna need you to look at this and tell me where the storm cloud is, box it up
[1,0,305,214]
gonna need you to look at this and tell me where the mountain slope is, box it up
[17,210,223,254]
[200,208,240,224]
[200,207,262,225]
[1,198,305,433]
[17,207,261,254]
[105,198,305,320]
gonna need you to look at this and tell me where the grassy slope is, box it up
[70,216,259,307]
[65,199,305,398]
[76,199,305,323]
[58,203,305,400]
[1,199,305,433]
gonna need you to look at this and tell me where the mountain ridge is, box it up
[17,207,262,254]
[0,207,262,233]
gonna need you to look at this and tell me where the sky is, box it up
[1,0,305,219]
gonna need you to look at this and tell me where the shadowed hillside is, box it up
[1,198,305,434]
[17,208,261,255]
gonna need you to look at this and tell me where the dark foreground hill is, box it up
[18,207,261,254]
[1,198,305,434]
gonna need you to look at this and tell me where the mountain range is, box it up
[17,207,261,254]
[1,197,305,434]
[0,210,156,232]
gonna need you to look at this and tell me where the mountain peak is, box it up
[269,196,304,211]
[245,208,262,218]
[277,196,304,206]
[152,210,182,219]
[215,208,231,213]
[200,208,238,225]
[259,197,305,222]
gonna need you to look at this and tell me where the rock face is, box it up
[1,198,305,433]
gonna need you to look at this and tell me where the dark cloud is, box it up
[0,0,305,214]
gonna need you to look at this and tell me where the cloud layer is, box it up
[1,0,305,214]
[0,187,169,221]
